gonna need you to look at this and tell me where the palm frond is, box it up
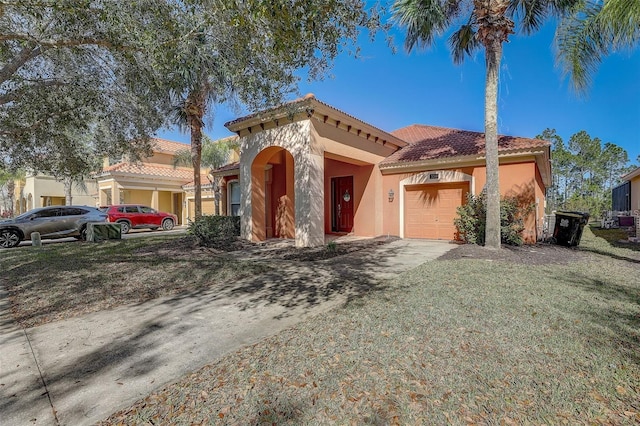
[556,0,639,92]
[509,0,583,34]
[509,0,549,33]
[556,4,606,92]
[449,23,480,64]
[172,148,192,168]
[392,0,458,52]
[601,0,640,49]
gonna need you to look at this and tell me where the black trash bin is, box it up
[553,211,590,247]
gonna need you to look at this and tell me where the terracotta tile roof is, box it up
[182,180,213,189]
[102,162,193,180]
[151,137,190,154]
[211,162,239,173]
[225,94,316,128]
[381,124,549,166]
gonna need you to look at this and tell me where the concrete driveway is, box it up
[0,238,454,425]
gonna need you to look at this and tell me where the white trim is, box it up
[399,170,473,238]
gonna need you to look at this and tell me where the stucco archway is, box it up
[251,147,295,241]
[239,121,325,247]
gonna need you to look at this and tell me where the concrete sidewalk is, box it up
[0,239,454,426]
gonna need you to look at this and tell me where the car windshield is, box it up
[14,210,36,220]
[98,206,109,212]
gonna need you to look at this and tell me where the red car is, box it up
[99,204,178,234]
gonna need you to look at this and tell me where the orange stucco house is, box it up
[213,94,551,247]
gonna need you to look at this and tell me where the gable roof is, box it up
[225,93,408,151]
[381,124,550,168]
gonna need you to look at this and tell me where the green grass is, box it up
[101,228,640,425]
[1,236,271,327]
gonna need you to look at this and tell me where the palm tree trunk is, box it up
[64,177,73,205]
[474,0,513,250]
[484,39,502,250]
[186,90,206,220]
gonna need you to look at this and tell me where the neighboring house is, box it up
[181,136,241,220]
[620,167,640,211]
[212,94,551,247]
[13,174,97,215]
[96,138,195,225]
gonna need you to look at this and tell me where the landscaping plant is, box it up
[187,215,241,246]
[455,191,533,246]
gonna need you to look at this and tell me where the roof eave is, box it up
[380,148,551,183]
[225,95,408,150]
[621,166,640,181]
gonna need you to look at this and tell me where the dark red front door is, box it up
[333,176,354,232]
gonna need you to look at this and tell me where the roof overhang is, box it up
[621,166,640,181]
[224,94,408,153]
[380,146,552,187]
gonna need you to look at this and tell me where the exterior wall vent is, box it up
[429,173,440,180]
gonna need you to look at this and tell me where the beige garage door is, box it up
[404,183,468,240]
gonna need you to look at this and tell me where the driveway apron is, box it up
[0,239,453,425]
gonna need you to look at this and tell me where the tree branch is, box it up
[0,43,43,85]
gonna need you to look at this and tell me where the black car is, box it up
[0,206,108,248]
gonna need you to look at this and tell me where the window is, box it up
[125,206,139,213]
[59,207,87,216]
[140,206,156,213]
[228,181,240,216]
[32,208,60,218]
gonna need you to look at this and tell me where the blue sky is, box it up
[159,21,640,165]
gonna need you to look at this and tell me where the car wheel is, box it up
[118,221,131,234]
[79,226,88,241]
[0,229,21,248]
[161,218,174,231]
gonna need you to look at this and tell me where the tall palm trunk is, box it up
[483,40,502,250]
[185,90,206,219]
[64,177,73,205]
[474,0,514,250]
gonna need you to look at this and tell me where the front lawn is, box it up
[1,236,271,327]
[101,227,640,425]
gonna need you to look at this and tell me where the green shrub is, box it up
[187,215,240,246]
[454,192,534,246]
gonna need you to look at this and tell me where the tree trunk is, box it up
[64,178,73,205]
[213,176,221,216]
[484,40,502,250]
[6,180,15,215]
[474,0,513,250]
[186,90,206,220]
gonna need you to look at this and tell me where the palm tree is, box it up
[393,0,578,249]
[556,0,640,91]
[172,86,213,220]
[174,135,234,216]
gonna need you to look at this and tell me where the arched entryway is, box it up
[250,147,295,241]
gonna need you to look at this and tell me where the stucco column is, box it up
[239,157,253,242]
[151,190,159,210]
[294,151,324,247]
